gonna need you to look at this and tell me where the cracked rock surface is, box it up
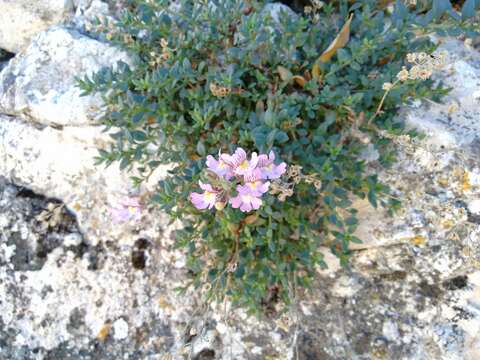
[0,0,75,54]
[0,1,480,359]
[0,27,130,126]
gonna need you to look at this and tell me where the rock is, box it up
[0,18,480,359]
[351,38,480,250]
[262,3,297,24]
[0,49,14,73]
[0,27,131,126]
[73,0,113,31]
[0,179,190,357]
[0,115,171,247]
[112,318,129,340]
[0,0,75,53]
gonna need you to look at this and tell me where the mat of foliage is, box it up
[78,0,474,314]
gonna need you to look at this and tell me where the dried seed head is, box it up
[382,82,394,91]
[397,67,409,82]
[406,53,416,63]
[210,83,231,97]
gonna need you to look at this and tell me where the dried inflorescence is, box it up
[375,51,448,125]
[270,165,322,202]
[304,0,324,23]
[149,38,172,67]
[397,51,448,81]
[190,148,287,212]
[209,83,231,97]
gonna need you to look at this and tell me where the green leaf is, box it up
[119,156,130,170]
[131,130,147,141]
[462,0,477,19]
[196,141,206,156]
[367,190,377,208]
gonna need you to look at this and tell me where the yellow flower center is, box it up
[248,181,259,189]
[239,160,249,170]
[241,194,253,202]
[128,206,138,215]
[204,191,216,202]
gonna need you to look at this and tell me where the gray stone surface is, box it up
[0,0,75,53]
[0,1,480,358]
[0,27,130,126]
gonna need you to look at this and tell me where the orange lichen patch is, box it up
[437,177,449,187]
[462,170,472,192]
[73,202,82,211]
[97,323,112,341]
[442,219,455,229]
[157,296,174,311]
[410,235,426,246]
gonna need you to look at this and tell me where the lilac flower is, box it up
[244,170,270,197]
[206,154,233,179]
[221,147,258,177]
[229,185,263,212]
[111,197,142,223]
[189,148,287,213]
[190,181,223,210]
[257,150,287,180]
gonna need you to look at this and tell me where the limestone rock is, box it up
[0,8,479,356]
[0,27,131,126]
[352,38,480,251]
[0,115,169,246]
[0,179,191,357]
[0,0,75,53]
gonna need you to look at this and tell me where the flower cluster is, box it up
[397,51,448,81]
[190,148,287,212]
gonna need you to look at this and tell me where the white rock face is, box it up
[0,116,169,246]
[0,27,131,126]
[404,39,480,148]
[352,38,480,251]
[0,3,479,357]
[0,0,75,53]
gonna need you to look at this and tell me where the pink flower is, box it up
[221,147,258,177]
[190,181,223,210]
[244,170,270,197]
[111,197,142,223]
[206,154,233,179]
[229,185,263,212]
[257,150,287,180]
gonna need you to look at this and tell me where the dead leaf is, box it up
[318,13,354,63]
[304,70,312,81]
[277,65,292,81]
[377,54,394,66]
[243,215,258,225]
[292,75,306,88]
[97,323,112,341]
[312,62,321,81]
